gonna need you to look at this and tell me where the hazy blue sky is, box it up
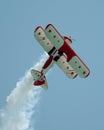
[0,0,104,130]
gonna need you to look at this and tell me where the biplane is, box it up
[31,24,90,89]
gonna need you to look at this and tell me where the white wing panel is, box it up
[35,26,54,53]
[68,56,90,78]
[56,55,77,79]
[45,24,64,50]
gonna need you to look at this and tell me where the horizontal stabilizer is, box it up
[31,69,48,90]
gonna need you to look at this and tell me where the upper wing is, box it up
[45,24,64,49]
[45,24,90,78]
[56,54,77,79]
[34,26,54,54]
[68,56,90,78]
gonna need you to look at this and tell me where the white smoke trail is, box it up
[0,54,48,130]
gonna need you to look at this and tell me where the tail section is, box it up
[31,69,48,90]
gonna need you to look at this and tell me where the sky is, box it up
[0,0,104,130]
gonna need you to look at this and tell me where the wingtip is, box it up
[34,26,44,33]
[45,24,53,29]
[85,70,90,78]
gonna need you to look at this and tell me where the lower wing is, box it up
[56,54,77,79]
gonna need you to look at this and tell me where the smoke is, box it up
[0,54,48,130]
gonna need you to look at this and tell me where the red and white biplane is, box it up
[31,24,90,89]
